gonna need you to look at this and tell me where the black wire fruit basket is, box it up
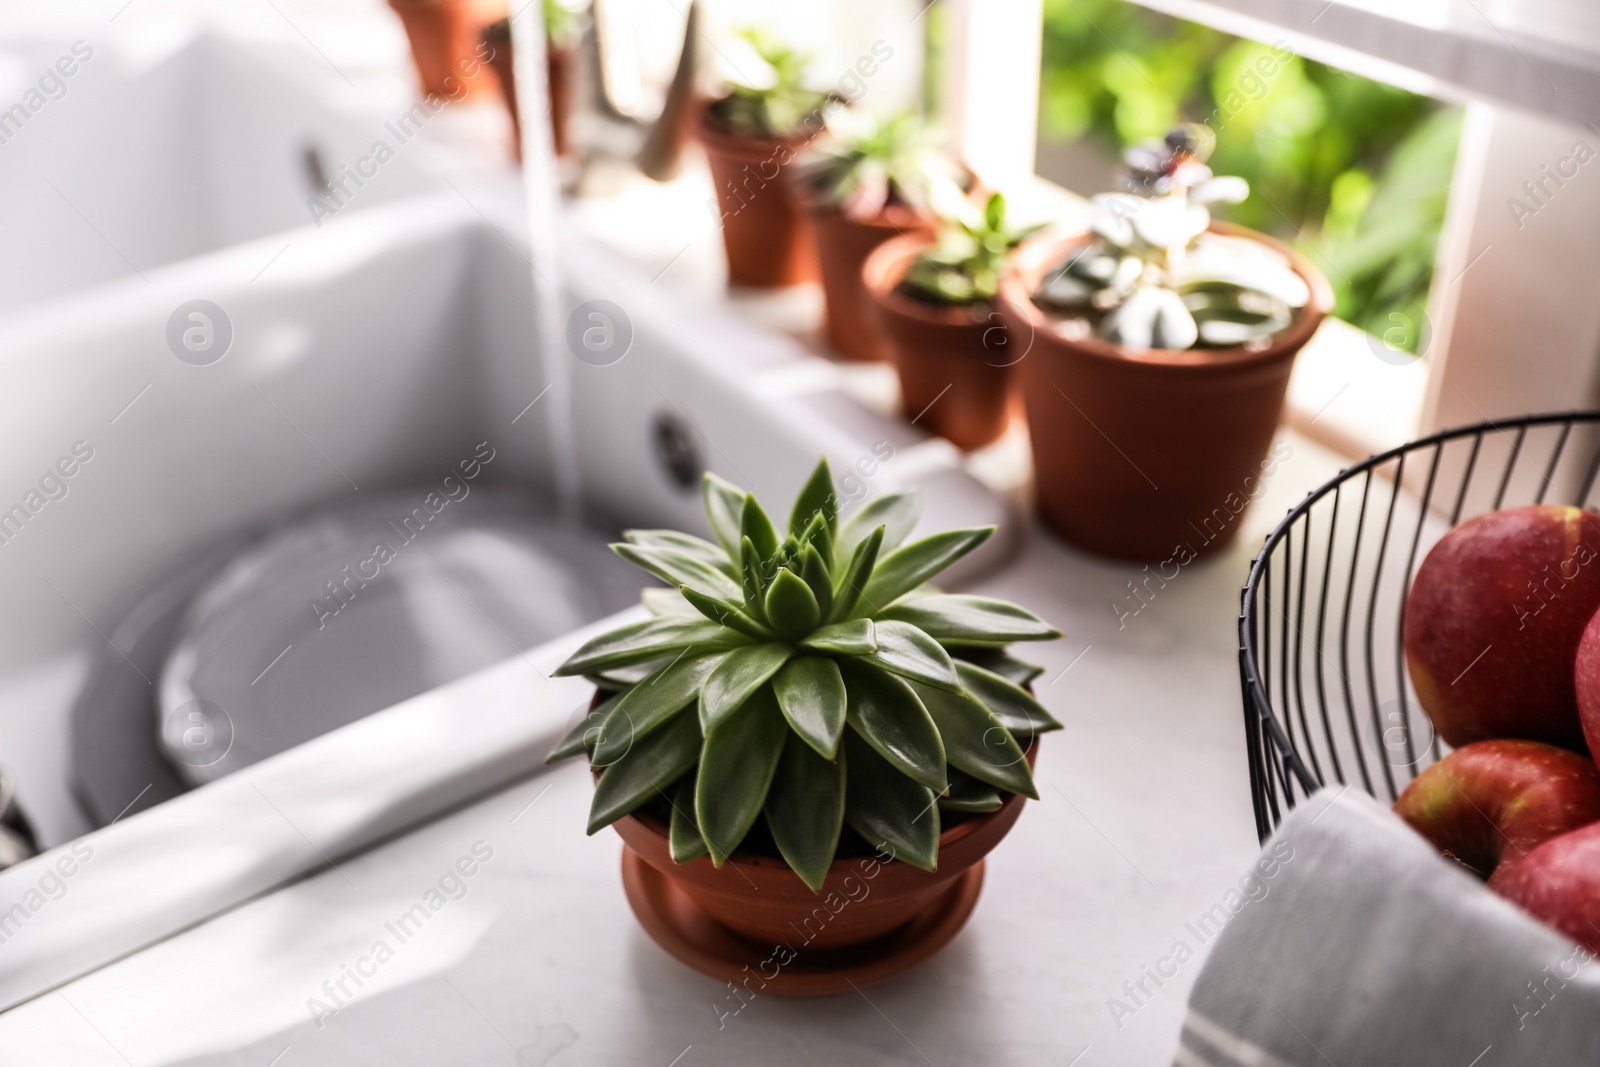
[1239,411,1600,843]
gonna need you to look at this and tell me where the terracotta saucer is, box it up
[620,849,984,998]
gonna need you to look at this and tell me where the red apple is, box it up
[1393,739,1600,888]
[1496,823,1600,952]
[1404,504,1600,752]
[1573,608,1600,756]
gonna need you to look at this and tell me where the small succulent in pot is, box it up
[547,458,1062,890]
[712,27,830,139]
[798,109,969,221]
[902,192,1046,306]
[1033,124,1311,350]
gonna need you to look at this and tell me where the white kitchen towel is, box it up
[1174,788,1600,1066]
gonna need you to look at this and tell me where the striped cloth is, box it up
[1174,788,1600,1066]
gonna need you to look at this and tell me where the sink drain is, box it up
[652,411,702,491]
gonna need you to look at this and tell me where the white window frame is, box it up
[938,0,1600,458]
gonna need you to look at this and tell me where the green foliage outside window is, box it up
[1036,0,1460,353]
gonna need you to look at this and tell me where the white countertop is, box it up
[0,429,1350,1067]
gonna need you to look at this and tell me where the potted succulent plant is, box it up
[388,0,505,102]
[997,126,1333,560]
[483,0,585,163]
[864,193,1044,451]
[798,111,970,361]
[699,29,830,289]
[547,458,1061,993]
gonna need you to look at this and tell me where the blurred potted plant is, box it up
[700,29,829,289]
[864,194,1043,450]
[547,459,1061,991]
[483,0,586,163]
[998,126,1332,560]
[798,111,970,361]
[389,0,505,101]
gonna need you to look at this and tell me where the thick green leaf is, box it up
[696,685,788,864]
[556,617,747,676]
[868,621,962,692]
[789,457,838,539]
[766,732,847,890]
[739,535,768,619]
[957,661,1062,733]
[843,730,939,871]
[939,770,1003,814]
[613,543,743,603]
[802,619,878,655]
[764,568,821,640]
[586,709,701,834]
[855,528,994,615]
[914,683,1037,798]
[699,643,795,732]
[830,526,883,622]
[641,587,699,617]
[836,491,920,568]
[949,647,1044,687]
[593,653,725,766]
[625,530,737,577]
[741,494,780,562]
[668,771,709,863]
[798,543,833,620]
[884,595,1060,645]
[703,472,747,559]
[840,659,946,792]
[773,656,848,758]
[810,520,834,575]
[546,691,623,762]
[677,586,773,641]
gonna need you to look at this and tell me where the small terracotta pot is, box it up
[698,103,821,289]
[997,222,1333,561]
[812,204,936,361]
[604,734,1037,993]
[482,22,575,162]
[863,237,1018,450]
[389,0,505,102]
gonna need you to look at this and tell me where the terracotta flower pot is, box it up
[996,222,1333,561]
[813,204,936,361]
[482,22,575,162]
[389,0,505,102]
[605,737,1038,996]
[863,237,1018,450]
[698,104,821,289]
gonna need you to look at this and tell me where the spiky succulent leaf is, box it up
[949,647,1044,688]
[764,568,821,640]
[914,683,1037,798]
[586,709,701,834]
[668,771,709,863]
[884,595,1060,645]
[841,659,946,792]
[854,527,994,615]
[798,544,834,620]
[699,643,795,732]
[835,492,918,566]
[741,494,779,562]
[695,685,788,865]
[939,770,1004,814]
[830,525,884,622]
[547,691,623,763]
[677,586,773,641]
[613,543,743,603]
[866,620,962,692]
[801,619,878,655]
[773,655,848,758]
[703,473,747,558]
[789,457,838,539]
[955,661,1062,734]
[624,530,738,578]
[843,730,939,871]
[765,733,847,891]
[555,617,749,677]
[592,653,724,766]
